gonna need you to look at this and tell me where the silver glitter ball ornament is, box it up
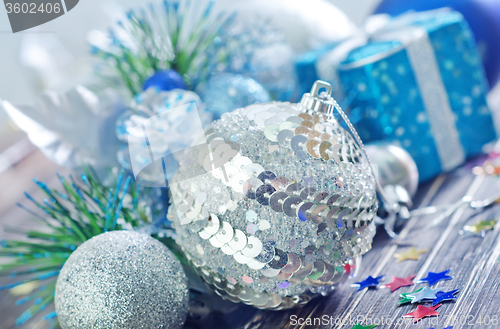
[168,81,378,310]
[55,231,189,329]
[365,142,419,198]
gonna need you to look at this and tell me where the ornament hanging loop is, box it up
[299,80,336,116]
[311,80,333,96]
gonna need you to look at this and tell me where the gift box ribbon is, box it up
[319,9,466,172]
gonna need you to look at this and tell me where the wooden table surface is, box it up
[220,166,500,329]
[1,149,500,329]
[0,148,67,329]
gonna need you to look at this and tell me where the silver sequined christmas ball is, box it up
[168,82,378,310]
[55,231,189,329]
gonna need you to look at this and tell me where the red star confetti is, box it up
[403,304,441,323]
[384,274,415,292]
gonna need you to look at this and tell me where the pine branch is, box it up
[0,168,153,329]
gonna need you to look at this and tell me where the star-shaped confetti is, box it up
[398,287,423,305]
[407,286,441,303]
[432,289,459,306]
[352,275,384,291]
[394,247,429,262]
[403,304,441,323]
[384,274,415,292]
[463,219,496,234]
[352,324,377,329]
[419,270,453,286]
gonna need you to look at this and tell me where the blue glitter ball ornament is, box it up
[143,69,187,92]
[196,73,271,119]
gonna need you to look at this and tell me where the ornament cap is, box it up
[299,80,337,117]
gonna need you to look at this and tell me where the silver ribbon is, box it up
[317,9,466,172]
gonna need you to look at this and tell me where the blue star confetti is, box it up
[407,286,441,303]
[419,270,453,286]
[353,275,385,291]
[432,289,459,306]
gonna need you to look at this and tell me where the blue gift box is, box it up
[332,9,496,182]
[295,43,339,97]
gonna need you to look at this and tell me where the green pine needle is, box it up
[91,0,232,96]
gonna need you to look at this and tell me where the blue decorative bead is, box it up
[143,69,187,92]
[196,73,271,119]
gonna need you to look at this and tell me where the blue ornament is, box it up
[143,69,187,92]
[196,73,271,120]
[352,275,385,291]
[432,289,459,306]
[373,0,500,88]
[418,269,453,286]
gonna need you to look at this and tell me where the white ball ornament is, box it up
[169,81,378,310]
[215,0,356,53]
[212,0,357,101]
